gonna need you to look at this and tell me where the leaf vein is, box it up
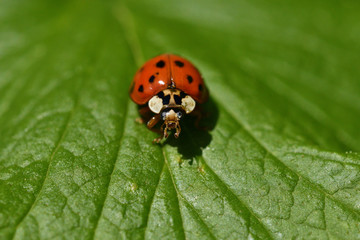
[217,99,360,219]
[199,155,275,239]
[180,196,217,240]
[143,161,166,239]
[91,99,130,239]
[10,93,80,240]
[162,149,187,240]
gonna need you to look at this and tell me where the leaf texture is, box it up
[1,0,360,239]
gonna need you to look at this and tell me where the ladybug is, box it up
[129,54,209,143]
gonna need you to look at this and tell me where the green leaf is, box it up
[1,0,360,239]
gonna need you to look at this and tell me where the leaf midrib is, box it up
[162,150,186,240]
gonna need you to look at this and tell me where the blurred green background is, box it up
[1,0,360,239]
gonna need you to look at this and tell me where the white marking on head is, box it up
[167,109,176,118]
[148,95,163,114]
[181,95,196,114]
[162,109,176,121]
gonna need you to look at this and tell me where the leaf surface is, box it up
[1,0,360,239]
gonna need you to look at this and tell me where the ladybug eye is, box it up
[176,111,183,119]
[161,111,167,120]
[181,95,196,114]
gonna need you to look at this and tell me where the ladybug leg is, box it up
[163,121,169,138]
[153,122,166,143]
[147,114,161,129]
[174,121,181,138]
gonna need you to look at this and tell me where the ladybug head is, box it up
[148,89,196,139]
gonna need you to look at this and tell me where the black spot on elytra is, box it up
[187,75,193,84]
[175,61,184,67]
[163,95,170,105]
[156,72,159,75]
[149,75,155,83]
[198,84,203,91]
[138,85,144,92]
[156,60,165,68]
[174,95,182,105]
[157,91,165,98]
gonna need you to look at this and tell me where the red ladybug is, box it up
[129,54,209,143]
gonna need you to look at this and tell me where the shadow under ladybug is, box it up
[167,97,218,161]
[138,96,219,161]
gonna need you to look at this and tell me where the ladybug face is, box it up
[129,54,208,143]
